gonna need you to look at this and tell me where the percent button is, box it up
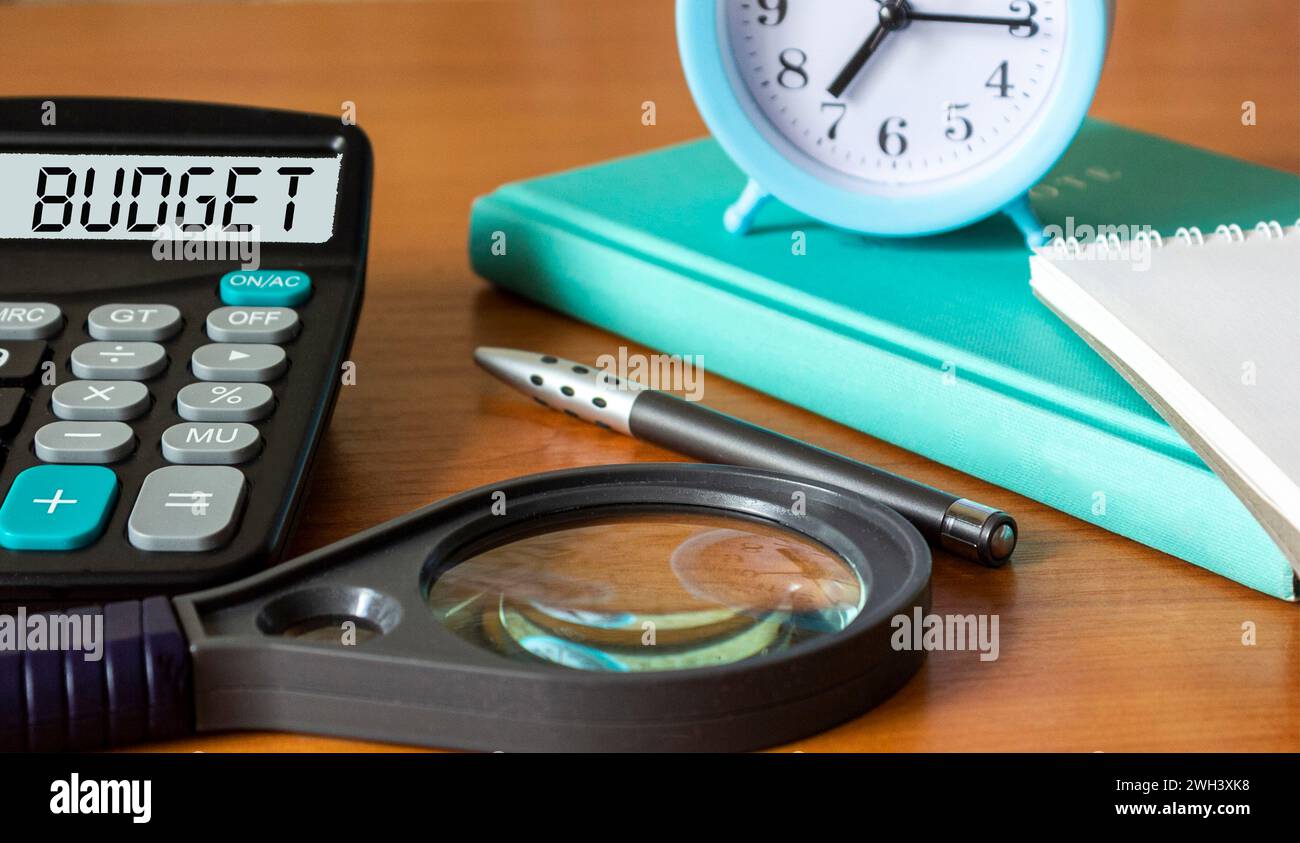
[176,382,275,422]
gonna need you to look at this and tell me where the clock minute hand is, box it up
[905,10,1034,27]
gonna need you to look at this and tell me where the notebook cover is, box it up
[468,119,1300,600]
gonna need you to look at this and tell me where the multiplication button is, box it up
[191,344,286,382]
[52,381,150,421]
[176,382,274,422]
[87,304,183,342]
[127,466,246,551]
[207,307,299,344]
[70,342,167,380]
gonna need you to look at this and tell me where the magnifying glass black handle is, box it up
[0,598,193,752]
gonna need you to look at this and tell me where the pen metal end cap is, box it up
[988,521,1017,562]
[474,346,640,434]
[941,499,1017,568]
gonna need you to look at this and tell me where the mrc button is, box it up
[219,270,312,307]
[0,302,62,340]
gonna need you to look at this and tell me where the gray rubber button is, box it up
[161,423,261,465]
[206,307,299,344]
[191,343,286,382]
[87,303,183,342]
[70,341,167,380]
[0,302,62,340]
[34,421,136,464]
[51,380,150,421]
[176,382,275,422]
[128,466,246,551]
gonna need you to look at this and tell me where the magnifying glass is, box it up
[1,463,930,752]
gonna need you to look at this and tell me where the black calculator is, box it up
[0,98,370,600]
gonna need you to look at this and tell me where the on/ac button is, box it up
[219,270,312,307]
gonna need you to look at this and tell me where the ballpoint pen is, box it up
[475,347,1018,566]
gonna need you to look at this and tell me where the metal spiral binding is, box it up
[1047,218,1299,259]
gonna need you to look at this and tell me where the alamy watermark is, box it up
[891,607,999,662]
[150,222,261,269]
[50,774,151,823]
[1041,217,1156,271]
[595,346,705,401]
[0,607,103,662]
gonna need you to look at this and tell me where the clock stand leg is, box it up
[1002,193,1046,248]
[724,179,772,235]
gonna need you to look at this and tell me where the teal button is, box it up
[219,270,312,307]
[0,466,119,551]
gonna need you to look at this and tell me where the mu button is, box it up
[0,465,119,551]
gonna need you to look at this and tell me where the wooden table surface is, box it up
[1,0,1295,752]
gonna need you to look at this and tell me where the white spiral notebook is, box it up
[1030,221,1300,580]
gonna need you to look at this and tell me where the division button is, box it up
[0,341,49,386]
[190,343,286,382]
[161,423,261,465]
[206,306,300,344]
[51,380,150,421]
[0,303,63,340]
[87,304,183,342]
[34,421,136,464]
[70,342,167,380]
[0,465,119,551]
[176,382,275,422]
[127,466,246,552]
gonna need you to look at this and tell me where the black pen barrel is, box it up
[629,390,1015,566]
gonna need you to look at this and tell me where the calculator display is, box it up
[0,153,341,243]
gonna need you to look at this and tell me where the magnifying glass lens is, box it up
[427,512,865,672]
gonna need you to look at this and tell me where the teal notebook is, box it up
[468,120,1300,600]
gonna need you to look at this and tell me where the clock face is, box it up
[722,0,1070,189]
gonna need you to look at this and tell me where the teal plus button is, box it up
[219,269,312,306]
[0,466,119,551]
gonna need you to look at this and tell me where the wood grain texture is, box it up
[0,0,1295,752]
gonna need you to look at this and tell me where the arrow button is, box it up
[191,343,287,383]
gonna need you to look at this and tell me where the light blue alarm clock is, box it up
[677,0,1113,245]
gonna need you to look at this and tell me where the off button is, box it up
[219,270,311,307]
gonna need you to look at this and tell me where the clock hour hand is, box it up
[826,1,910,99]
[826,24,887,98]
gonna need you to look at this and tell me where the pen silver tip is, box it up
[474,347,642,435]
